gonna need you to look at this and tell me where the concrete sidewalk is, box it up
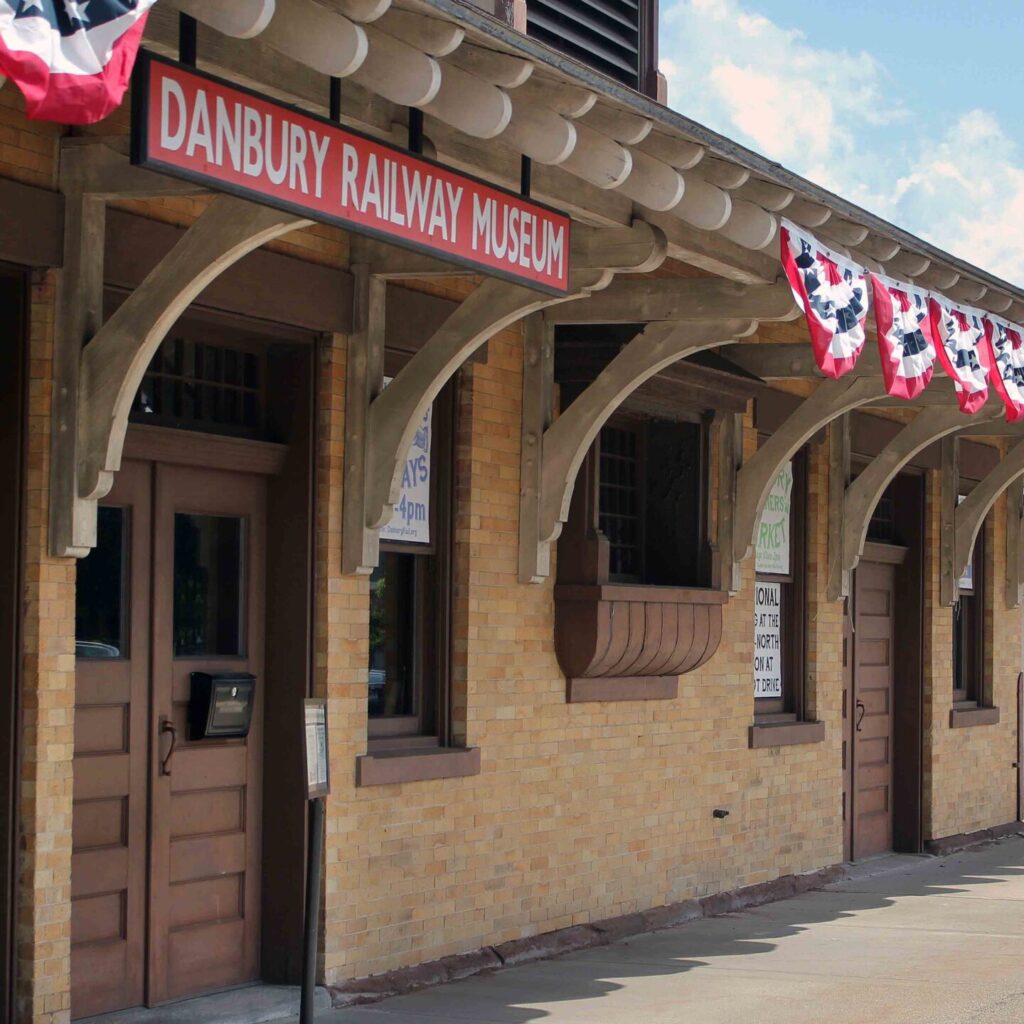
[311,835,1024,1024]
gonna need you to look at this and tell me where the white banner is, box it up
[754,582,783,698]
[755,462,793,575]
[379,378,432,544]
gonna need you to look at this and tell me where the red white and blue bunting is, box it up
[780,222,1024,419]
[780,219,868,378]
[0,0,156,124]
[869,273,937,400]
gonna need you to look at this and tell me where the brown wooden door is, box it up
[72,461,151,1017]
[148,463,265,1003]
[72,458,266,1017]
[851,555,901,859]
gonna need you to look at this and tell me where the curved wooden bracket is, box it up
[52,195,308,557]
[954,437,1024,592]
[519,318,757,583]
[836,403,1001,597]
[733,376,887,566]
[342,220,669,575]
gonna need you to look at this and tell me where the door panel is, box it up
[71,462,151,1018]
[852,559,897,859]
[149,463,265,1004]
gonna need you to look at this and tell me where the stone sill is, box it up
[949,705,1000,729]
[749,720,825,749]
[356,746,481,786]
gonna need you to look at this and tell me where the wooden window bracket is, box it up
[50,140,302,558]
[953,437,1024,606]
[342,221,669,576]
[828,402,1001,601]
[518,317,757,583]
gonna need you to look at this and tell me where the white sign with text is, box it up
[754,582,783,698]
[755,462,793,575]
[379,377,432,544]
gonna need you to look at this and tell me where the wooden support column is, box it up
[733,376,886,568]
[826,413,850,602]
[1006,481,1024,610]
[520,317,756,583]
[840,404,1001,593]
[954,437,1024,593]
[53,194,308,556]
[939,435,959,607]
[717,410,744,595]
[518,316,554,583]
[49,192,106,558]
[345,221,668,575]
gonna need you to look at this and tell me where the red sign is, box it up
[131,53,571,294]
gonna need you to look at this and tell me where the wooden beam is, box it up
[841,404,1001,588]
[544,278,797,325]
[61,136,208,199]
[939,435,959,607]
[718,410,744,595]
[72,197,309,553]
[0,177,62,268]
[260,0,368,77]
[1006,482,1024,610]
[733,376,887,565]
[49,193,106,558]
[518,316,554,583]
[723,343,882,380]
[826,414,851,601]
[954,437,1024,588]
[524,318,756,581]
[165,0,275,37]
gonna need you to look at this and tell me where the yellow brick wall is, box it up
[18,271,75,1024]
[922,468,1020,840]
[314,315,845,984]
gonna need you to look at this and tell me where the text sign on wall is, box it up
[755,462,793,575]
[754,582,782,698]
[131,52,572,294]
[379,378,431,544]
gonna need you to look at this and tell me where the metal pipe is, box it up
[300,797,325,1024]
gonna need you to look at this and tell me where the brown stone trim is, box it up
[328,862,846,1008]
[949,705,1000,728]
[566,676,678,703]
[555,584,728,605]
[924,821,1022,856]
[0,178,62,269]
[355,746,480,786]
[749,720,825,748]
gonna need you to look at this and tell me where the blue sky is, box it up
[658,0,1024,284]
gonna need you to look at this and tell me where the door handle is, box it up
[159,718,178,776]
[855,700,866,733]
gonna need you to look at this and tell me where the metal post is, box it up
[408,108,424,155]
[520,156,532,198]
[329,78,342,123]
[178,14,198,68]
[300,797,325,1024]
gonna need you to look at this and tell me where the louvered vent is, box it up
[527,0,642,90]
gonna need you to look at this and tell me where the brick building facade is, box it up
[1,3,1022,1023]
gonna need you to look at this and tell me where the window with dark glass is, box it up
[173,513,246,657]
[131,334,264,438]
[367,381,455,744]
[753,449,807,720]
[953,511,985,704]
[75,505,128,659]
[597,417,707,586]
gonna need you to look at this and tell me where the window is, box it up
[595,416,708,586]
[366,381,455,745]
[753,450,807,720]
[132,334,264,438]
[953,507,985,704]
[75,505,128,660]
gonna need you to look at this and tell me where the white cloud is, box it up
[658,0,1024,285]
